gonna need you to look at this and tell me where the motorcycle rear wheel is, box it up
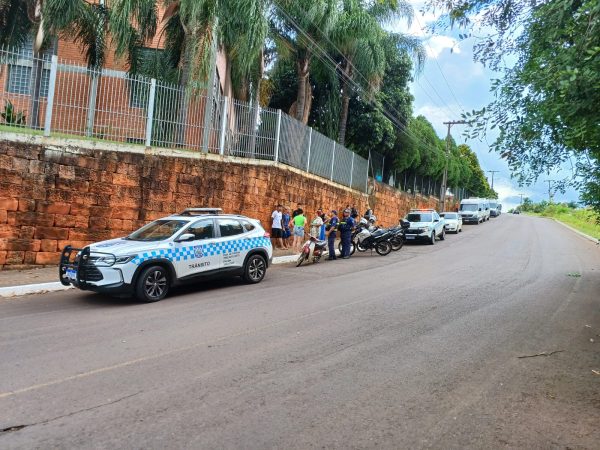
[391,237,403,251]
[375,241,392,256]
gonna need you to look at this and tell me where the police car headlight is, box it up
[114,255,137,264]
[422,226,431,232]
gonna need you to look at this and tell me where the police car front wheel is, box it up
[136,265,170,302]
[244,254,267,284]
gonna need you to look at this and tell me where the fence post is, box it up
[145,78,157,147]
[218,96,229,156]
[349,152,354,188]
[274,109,282,162]
[330,141,336,181]
[43,55,58,137]
[306,127,312,172]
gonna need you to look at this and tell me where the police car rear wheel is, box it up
[136,266,169,303]
[244,254,266,283]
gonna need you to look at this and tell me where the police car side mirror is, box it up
[478,208,482,211]
[176,233,195,242]
[434,219,439,222]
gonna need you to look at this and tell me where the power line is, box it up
[271,0,446,158]
[411,12,466,115]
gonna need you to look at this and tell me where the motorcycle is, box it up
[296,236,328,266]
[388,219,411,251]
[338,217,393,256]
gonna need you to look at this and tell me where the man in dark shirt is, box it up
[326,210,339,260]
[339,209,356,259]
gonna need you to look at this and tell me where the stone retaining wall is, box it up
[0,135,446,269]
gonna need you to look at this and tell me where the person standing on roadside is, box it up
[310,209,324,239]
[326,209,339,260]
[292,208,306,253]
[282,206,291,249]
[319,209,327,240]
[339,208,356,259]
[292,203,303,219]
[271,204,284,248]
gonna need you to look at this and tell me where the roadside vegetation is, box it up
[511,199,600,239]
[426,0,600,215]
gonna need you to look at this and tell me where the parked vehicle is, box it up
[489,200,502,217]
[296,236,328,266]
[389,219,411,251]
[354,218,394,255]
[459,198,486,224]
[337,217,395,256]
[441,212,462,233]
[513,210,521,214]
[59,208,273,302]
[482,199,491,221]
[404,209,445,244]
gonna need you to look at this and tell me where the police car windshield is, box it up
[126,220,188,242]
[460,204,478,211]
[444,213,458,219]
[406,213,432,222]
[489,202,497,208]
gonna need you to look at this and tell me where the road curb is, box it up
[0,254,301,298]
[0,282,73,298]
[551,219,599,245]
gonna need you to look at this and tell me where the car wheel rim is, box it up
[145,270,167,299]
[249,258,265,281]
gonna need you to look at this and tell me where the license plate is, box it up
[66,269,77,280]
[406,236,415,240]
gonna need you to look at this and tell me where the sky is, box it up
[389,0,580,211]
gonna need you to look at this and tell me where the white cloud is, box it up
[492,178,530,211]
[424,35,460,58]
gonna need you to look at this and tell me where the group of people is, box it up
[270,204,364,260]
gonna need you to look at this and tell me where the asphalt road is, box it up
[1,214,599,449]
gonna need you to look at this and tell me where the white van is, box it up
[481,198,491,221]
[459,198,486,224]
[489,200,501,217]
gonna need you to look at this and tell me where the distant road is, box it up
[1,214,599,449]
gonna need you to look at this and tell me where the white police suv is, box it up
[59,208,273,302]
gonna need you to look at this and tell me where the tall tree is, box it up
[272,0,337,124]
[331,0,424,145]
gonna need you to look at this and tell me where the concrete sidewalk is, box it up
[0,247,302,298]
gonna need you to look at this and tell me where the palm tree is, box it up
[0,0,108,129]
[331,0,424,145]
[273,0,337,124]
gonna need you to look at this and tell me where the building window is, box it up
[6,40,51,97]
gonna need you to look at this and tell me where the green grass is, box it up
[527,206,600,240]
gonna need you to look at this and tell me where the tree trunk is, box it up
[338,64,353,146]
[174,49,191,147]
[295,56,309,122]
[28,49,44,129]
[249,48,265,158]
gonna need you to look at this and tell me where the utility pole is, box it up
[519,193,524,204]
[487,170,499,190]
[544,179,554,203]
[441,120,469,212]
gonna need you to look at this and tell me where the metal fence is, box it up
[0,46,369,192]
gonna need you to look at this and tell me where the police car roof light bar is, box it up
[179,208,224,216]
